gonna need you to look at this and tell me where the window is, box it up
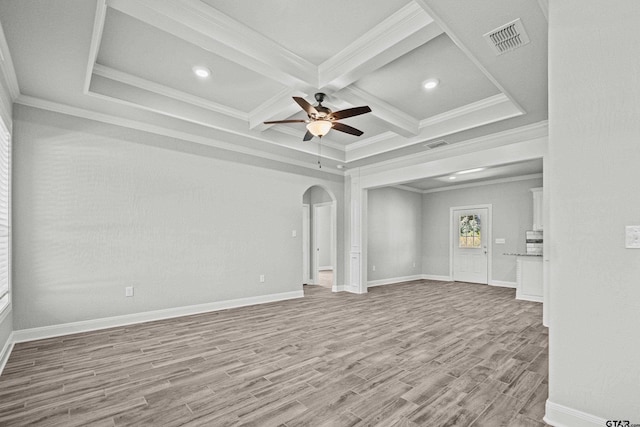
[0,117,9,313]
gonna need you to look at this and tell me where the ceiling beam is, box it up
[106,0,318,89]
[338,86,419,138]
[248,88,307,131]
[319,3,444,92]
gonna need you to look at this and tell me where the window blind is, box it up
[0,117,9,313]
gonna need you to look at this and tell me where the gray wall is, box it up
[422,177,542,283]
[11,105,344,330]
[549,1,640,420]
[367,187,422,281]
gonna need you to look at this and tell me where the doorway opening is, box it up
[302,186,337,291]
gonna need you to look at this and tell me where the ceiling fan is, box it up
[264,93,372,141]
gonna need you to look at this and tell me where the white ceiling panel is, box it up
[200,0,413,65]
[354,34,501,119]
[0,0,549,171]
[97,8,287,112]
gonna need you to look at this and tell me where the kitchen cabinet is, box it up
[531,187,543,231]
[516,256,543,302]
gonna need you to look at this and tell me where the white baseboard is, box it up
[344,284,366,294]
[544,400,607,427]
[490,280,517,288]
[11,290,304,344]
[367,275,424,287]
[516,294,544,303]
[0,332,14,376]
[421,274,452,282]
[332,284,344,292]
[318,266,333,271]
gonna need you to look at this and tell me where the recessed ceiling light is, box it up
[423,78,439,90]
[448,176,457,180]
[457,167,486,175]
[192,66,211,79]
[337,165,345,169]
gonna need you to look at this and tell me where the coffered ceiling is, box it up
[0,0,548,174]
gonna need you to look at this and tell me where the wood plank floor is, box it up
[0,280,549,426]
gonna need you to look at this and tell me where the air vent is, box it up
[484,18,530,55]
[423,139,449,149]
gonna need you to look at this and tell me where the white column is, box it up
[347,171,368,294]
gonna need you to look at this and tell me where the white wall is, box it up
[367,187,422,282]
[547,1,640,423]
[11,105,344,330]
[422,177,542,283]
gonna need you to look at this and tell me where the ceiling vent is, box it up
[484,18,530,55]
[423,139,449,149]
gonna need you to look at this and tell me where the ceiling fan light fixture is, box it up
[306,120,332,137]
[423,78,439,90]
[192,66,211,79]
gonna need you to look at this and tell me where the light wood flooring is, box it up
[0,280,549,426]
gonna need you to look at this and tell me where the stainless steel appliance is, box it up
[526,230,543,255]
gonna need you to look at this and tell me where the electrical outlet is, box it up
[125,286,134,297]
[259,275,265,283]
[372,265,376,271]
[413,262,416,268]
[625,226,640,248]
[291,230,297,237]
[495,238,506,244]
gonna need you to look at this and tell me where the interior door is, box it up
[452,207,489,284]
[302,204,310,284]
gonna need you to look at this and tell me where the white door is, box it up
[302,205,311,284]
[452,207,489,284]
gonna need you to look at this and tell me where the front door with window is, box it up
[452,207,489,284]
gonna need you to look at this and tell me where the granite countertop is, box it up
[503,253,543,257]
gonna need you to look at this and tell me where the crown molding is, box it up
[349,120,548,176]
[345,94,523,162]
[15,95,345,176]
[345,131,397,152]
[0,19,20,100]
[418,93,508,129]
[84,0,107,94]
[93,64,248,120]
[87,74,346,162]
[420,173,543,194]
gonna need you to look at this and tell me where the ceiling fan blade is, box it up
[293,97,319,116]
[263,119,307,124]
[329,106,371,120]
[303,130,314,141]
[332,122,364,137]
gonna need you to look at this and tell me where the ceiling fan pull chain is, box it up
[317,138,322,168]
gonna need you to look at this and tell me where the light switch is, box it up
[625,226,640,248]
[495,238,506,244]
[292,230,297,237]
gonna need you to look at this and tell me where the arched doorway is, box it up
[302,185,337,291]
